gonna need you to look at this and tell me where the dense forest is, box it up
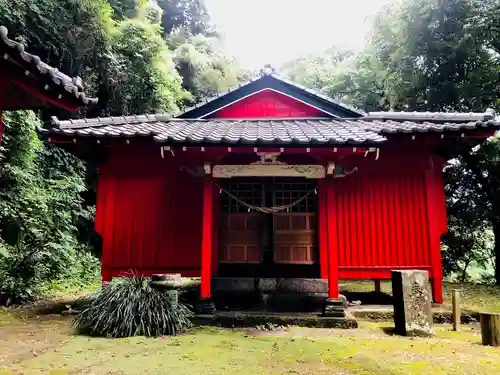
[0,0,499,304]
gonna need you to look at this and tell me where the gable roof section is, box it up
[44,111,500,146]
[177,73,366,119]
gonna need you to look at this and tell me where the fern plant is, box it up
[73,275,193,337]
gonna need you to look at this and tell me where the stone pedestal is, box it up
[151,273,182,286]
[196,297,216,314]
[150,274,183,309]
[322,298,345,317]
[392,270,433,336]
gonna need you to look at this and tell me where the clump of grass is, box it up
[73,275,193,337]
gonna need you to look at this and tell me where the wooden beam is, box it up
[12,78,79,112]
[200,175,214,298]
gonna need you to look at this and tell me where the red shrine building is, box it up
[45,68,500,309]
[0,26,96,142]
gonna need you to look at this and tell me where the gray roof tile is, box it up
[44,114,500,146]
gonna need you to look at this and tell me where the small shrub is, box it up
[73,275,193,337]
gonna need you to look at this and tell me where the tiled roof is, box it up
[0,26,97,106]
[44,113,500,146]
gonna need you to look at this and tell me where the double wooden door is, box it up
[219,178,317,265]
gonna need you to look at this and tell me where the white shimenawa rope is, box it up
[217,184,318,214]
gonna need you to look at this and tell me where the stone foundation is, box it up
[212,278,331,313]
[212,277,328,294]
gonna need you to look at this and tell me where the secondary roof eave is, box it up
[0,25,98,109]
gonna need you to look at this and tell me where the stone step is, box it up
[193,311,358,329]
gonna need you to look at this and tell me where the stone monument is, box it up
[391,270,433,336]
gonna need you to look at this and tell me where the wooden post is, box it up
[200,175,214,299]
[318,179,329,280]
[326,176,339,299]
[424,168,444,304]
[374,279,381,293]
[452,289,460,331]
[480,313,500,346]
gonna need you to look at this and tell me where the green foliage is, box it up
[169,32,242,104]
[0,111,99,304]
[370,0,499,111]
[321,52,388,112]
[281,47,388,112]
[73,275,193,337]
[281,47,353,90]
[108,0,143,19]
[0,0,114,102]
[442,138,500,283]
[156,0,215,36]
[0,0,243,304]
[105,19,188,115]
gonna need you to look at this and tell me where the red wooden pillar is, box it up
[425,163,444,304]
[200,175,214,298]
[211,183,220,276]
[326,176,339,299]
[318,179,329,280]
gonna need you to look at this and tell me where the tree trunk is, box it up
[459,258,471,284]
[492,219,500,285]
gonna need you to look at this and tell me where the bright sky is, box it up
[205,0,394,69]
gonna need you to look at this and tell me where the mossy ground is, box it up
[1,308,500,375]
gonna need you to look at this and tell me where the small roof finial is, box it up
[260,64,275,76]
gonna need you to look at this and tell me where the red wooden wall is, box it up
[320,151,446,302]
[209,89,326,118]
[324,157,446,280]
[97,149,203,281]
[96,145,447,289]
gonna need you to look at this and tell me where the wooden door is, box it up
[220,213,261,263]
[219,178,262,264]
[272,178,317,264]
[274,213,316,264]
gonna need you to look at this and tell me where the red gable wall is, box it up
[209,89,327,118]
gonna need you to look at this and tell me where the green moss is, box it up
[1,317,500,375]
